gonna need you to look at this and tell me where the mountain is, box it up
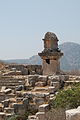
[4,42,80,71]
[59,42,80,70]
[4,55,41,65]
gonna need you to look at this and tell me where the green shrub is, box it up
[51,85,80,109]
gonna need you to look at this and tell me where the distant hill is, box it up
[4,55,42,65]
[4,42,80,71]
[59,42,80,70]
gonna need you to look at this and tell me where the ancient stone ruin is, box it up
[0,32,79,120]
[39,32,63,75]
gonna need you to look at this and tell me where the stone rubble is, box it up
[0,68,80,120]
[0,32,80,120]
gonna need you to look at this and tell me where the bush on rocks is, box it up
[51,84,80,109]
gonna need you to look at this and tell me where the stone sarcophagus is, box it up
[38,32,63,75]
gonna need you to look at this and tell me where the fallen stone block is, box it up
[59,75,69,81]
[28,115,37,120]
[34,92,49,98]
[34,98,45,106]
[35,82,46,87]
[33,87,49,92]
[4,88,12,94]
[4,107,14,114]
[39,104,50,112]
[48,75,59,82]
[23,98,29,106]
[37,75,48,82]
[15,85,24,91]
[28,75,39,87]
[2,99,10,107]
[36,112,47,120]
[0,86,6,92]
[66,108,80,120]
[5,113,13,120]
[0,112,5,120]
[48,86,55,93]
[50,81,60,90]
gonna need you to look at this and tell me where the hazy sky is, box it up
[0,0,80,60]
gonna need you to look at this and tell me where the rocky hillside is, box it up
[4,42,80,71]
[60,42,80,70]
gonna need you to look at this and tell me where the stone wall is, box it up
[0,76,26,90]
[0,92,16,102]
[8,64,42,75]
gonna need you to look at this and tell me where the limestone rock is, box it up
[15,85,24,91]
[35,82,46,87]
[48,86,55,93]
[28,115,37,120]
[23,98,29,106]
[34,98,45,106]
[66,108,80,120]
[28,75,39,87]
[0,86,6,92]
[39,104,50,112]
[37,75,48,82]
[0,112,5,120]
[4,89,12,94]
[2,99,10,107]
[36,112,47,120]
[4,107,14,114]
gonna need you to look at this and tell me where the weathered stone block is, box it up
[0,86,6,92]
[35,82,46,87]
[38,75,48,82]
[15,85,24,91]
[0,112,5,120]
[48,75,60,82]
[48,86,55,93]
[50,81,60,90]
[34,98,44,105]
[36,112,47,120]
[4,107,14,114]
[66,108,80,120]
[59,75,69,82]
[2,99,10,107]
[5,113,13,120]
[23,98,29,106]
[4,89,12,94]
[28,75,39,87]
[28,115,37,120]
[39,104,50,112]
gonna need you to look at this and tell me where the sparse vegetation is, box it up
[51,84,80,109]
